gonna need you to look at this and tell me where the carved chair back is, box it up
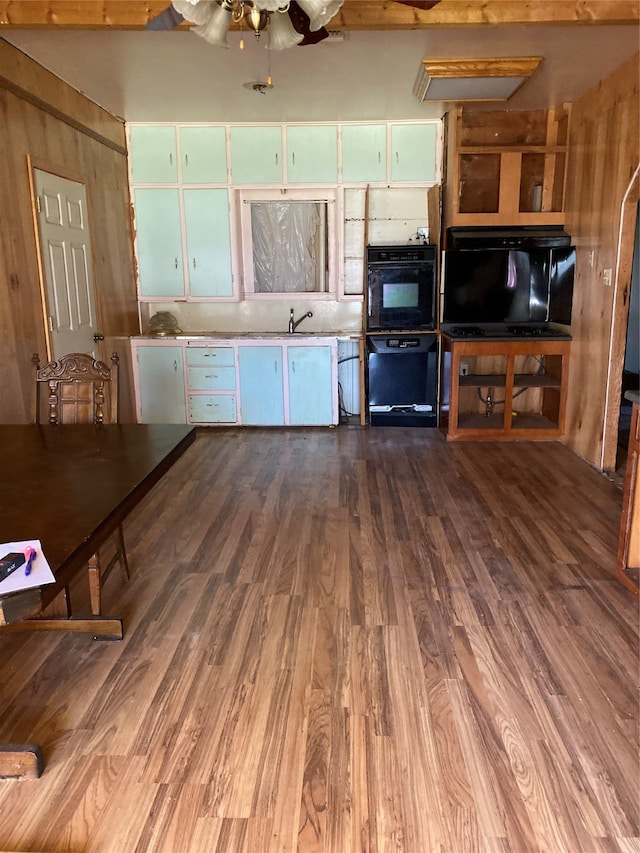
[33,352,119,425]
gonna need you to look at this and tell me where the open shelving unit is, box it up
[441,337,570,441]
[443,105,570,232]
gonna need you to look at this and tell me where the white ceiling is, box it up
[4,24,639,123]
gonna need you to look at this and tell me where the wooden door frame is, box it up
[602,166,639,472]
[26,155,103,362]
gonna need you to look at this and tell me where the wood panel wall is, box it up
[0,38,139,424]
[563,52,639,469]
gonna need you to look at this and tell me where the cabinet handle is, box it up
[395,151,399,164]
[203,352,216,357]
[274,360,278,374]
[173,360,178,371]
[291,361,296,374]
[185,154,189,167]
[292,151,296,166]
[193,257,196,269]
[174,257,179,269]
[169,153,173,165]
[378,151,381,164]
[205,374,218,379]
[275,152,278,165]
[206,403,219,407]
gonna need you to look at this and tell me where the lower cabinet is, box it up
[186,344,238,423]
[132,337,338,426]
[288,345,334,425]
[238,345,285,425]
[135,344,186,423]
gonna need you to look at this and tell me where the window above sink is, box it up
[238,188,339,300]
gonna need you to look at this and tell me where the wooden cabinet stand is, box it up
[441,336,570,441]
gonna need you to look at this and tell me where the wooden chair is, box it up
[32,352,130,616]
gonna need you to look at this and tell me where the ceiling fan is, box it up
[146,0,441,49]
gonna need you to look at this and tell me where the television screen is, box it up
[382,282,420,309]
[443,249,550,324]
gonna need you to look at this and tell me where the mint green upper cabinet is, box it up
[179,126,228,184]
[341,124,387,183]
[230,126,283,184]
[238,345,285,425]
[183,189,233,297]
[390,123,438,183]
[286,125,338,183]
[129,126,178,183]
[134,189,185,297]
[288,346,334,425]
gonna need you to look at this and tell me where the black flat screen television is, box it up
[442,247,575,326]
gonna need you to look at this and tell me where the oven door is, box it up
[367,261,435,331]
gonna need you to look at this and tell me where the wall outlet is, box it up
[603,268,613,287]
[417,227,429,241]
[460,362,469,376]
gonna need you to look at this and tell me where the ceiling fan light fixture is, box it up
[296,0,343,32]
[172,0,219,25]
[414,56,543,103]
[268,9,304,49]
[190,1,233,46]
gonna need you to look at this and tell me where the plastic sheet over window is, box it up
[251,202,326,293]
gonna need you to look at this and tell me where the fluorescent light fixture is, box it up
[414,57,543,102]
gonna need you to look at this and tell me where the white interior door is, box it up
[33,169,99,359]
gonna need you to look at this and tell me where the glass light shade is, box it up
[255,0,285,10]
[296,0,343,31]
[190,2,232,47]
[268,11,304,50]
[172,0,217,26]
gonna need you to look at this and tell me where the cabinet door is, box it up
[390,123,438,182]
[341,124,387,183]
[183,189,233,297]
[136,346,186,423]
[129,126,178,183]
[230,126,283,184]
[179,126,227,184]
[288,346,334,425]
[238,346,284,425]
[286,125,338,183]
[134,189,185,297]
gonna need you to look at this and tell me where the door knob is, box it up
[93,333,105,342]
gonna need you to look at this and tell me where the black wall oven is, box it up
[366,244,437,331]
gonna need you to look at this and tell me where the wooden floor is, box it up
[0,427,638,853]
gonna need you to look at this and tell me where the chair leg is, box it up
[116,525,130,580]
[87,552,102,616]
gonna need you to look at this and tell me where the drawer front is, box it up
[186,347,235,367]
[187,366,236,391]
[188,394,237,423]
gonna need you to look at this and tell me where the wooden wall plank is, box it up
[563,52,639,468]
[0,40,138,424]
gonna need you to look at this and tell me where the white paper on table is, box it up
[0,540,56,596]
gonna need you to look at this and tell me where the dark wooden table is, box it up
[0,423,196,778]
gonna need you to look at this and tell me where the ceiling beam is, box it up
[0,0,638,30]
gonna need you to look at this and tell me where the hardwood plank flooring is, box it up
[0,427,637,852]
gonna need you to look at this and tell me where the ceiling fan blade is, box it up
[288,1,329,46]
[145,6,185,30]
[394,1,441,9]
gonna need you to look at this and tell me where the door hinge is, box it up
[47,316,54,332]
[36,196,42,214]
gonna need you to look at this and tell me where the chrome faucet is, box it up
[288,308,313,334]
